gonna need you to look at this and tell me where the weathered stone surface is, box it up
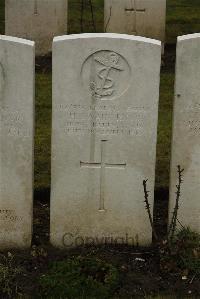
[5,0,68,56]
[0,35,34,249]
[169,34,200,233]
[51,33,161,248]
[104,0,166,42]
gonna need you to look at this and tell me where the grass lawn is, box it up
[166,0,200,44]
[0,0,4,34]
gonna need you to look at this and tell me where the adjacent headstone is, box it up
[51,33,161,248]
[5,0,68,56]
[104,0,166,46]
[169,34,200,233]
[0,35,34,249]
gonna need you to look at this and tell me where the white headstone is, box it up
[169,34,200,233]
[51,33,161,248]
[5,0,68,56]
[104,0,166,44]
[0,35,34,249]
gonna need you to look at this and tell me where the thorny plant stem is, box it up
[168,165,184,242]
[105,6,112,32]
[143,179,158,241]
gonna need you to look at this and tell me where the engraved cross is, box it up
[125,0,146,34]
[80,140,126,211]
[34,0,38,15]
[125,7,146,13]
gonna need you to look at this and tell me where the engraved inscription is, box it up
[80,140,126,211]
[0,108,31,138]
[81,51,131,100]
[0,210,23,222]
[56,104,148,136]
[188,118,200,134]
[179,104,200,135]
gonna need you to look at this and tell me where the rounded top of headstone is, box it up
[178,33,200,42]
[0,35,34,47]
[53,33,161,47]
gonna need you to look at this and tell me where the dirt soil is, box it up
[27,186,199,298]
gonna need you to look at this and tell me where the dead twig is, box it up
[168,165,184,242]
[189,274,196,284]
[88,0,96,32]
[143,179,158,241]
[104,6,112,32]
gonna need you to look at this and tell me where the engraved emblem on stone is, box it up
[81,50,131,100]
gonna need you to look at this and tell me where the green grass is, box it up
[0,0,4,34]
[68,0,104,34]
[0,0,200,190]
[35,73,52,191]
[39,257,119,299]
[172,228,200,274]
[0,252,23,298]
[166,0,200,44]
[156,72,174,189]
